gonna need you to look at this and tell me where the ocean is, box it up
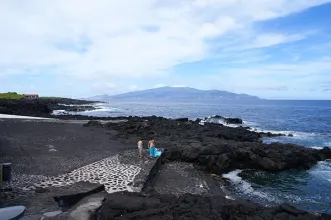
[65,100,331,214]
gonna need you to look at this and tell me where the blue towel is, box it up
[150,147,155,157]
[150,147,161,157]
[154,150,162,157]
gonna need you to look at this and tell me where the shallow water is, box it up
[67,100,331,213]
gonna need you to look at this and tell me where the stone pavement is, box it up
[1,149,162,220]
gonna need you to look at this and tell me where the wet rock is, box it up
[225,118,243,124]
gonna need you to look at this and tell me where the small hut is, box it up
[23,94,39,99]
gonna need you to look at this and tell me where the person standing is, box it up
[137,139,143,158]
[148,139,155,157]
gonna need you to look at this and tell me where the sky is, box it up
[0,0,331,100]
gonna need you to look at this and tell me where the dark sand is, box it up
[0,119,132,176]
[0,118,136,203]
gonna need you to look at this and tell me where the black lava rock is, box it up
[95,192,330,220]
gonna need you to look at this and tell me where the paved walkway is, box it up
[1,150,161,219]
[31,150,157,193]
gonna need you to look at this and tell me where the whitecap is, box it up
[222,170,272,201]
[309,161,331,183]
[52,110,67,115]
[82,107,120,113]
[58,103,95,107]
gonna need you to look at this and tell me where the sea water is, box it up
[67,100,331,214]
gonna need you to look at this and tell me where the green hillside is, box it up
[0,92,24,99]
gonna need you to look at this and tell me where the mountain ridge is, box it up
[86,86,260,101]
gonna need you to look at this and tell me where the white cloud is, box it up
[128,85,139,92]
[200,58,331,98]
[153,84,168,88]
[249,34,305,49]
[0,0,330,97]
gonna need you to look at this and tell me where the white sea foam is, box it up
[222,170,273,201]
[252,127,322,140]
[309,160,331,184]
[58,103,98,107]
[311,147,324,150]
[202,116,293,135]
[52,110,67,115]
[82,107,120,113]
[222,170,255,195]
[52,104,121,115]
[201,116,242,128]
[200,116,306,139]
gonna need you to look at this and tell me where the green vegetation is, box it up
[0,92,24,99]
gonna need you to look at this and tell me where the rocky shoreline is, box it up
[84,116,331,219]
[85,115,331,172]
[0,98,98,117]
[1,98,331,219]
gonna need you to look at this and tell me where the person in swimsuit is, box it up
[137,139,143,158]
[148,139,155,157]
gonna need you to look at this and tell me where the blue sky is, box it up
[0,0,331,99]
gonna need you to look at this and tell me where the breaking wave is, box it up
[52,103,122,116]
[222,170,276,202]
[223,161,331,214]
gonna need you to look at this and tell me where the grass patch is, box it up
[0,92,24,99]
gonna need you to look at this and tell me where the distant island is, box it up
[86,86,260,102]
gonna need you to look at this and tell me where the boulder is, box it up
[224,117,243,124]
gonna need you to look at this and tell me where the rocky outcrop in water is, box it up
[204,115,243,124]
[95,192,331,220]
[101,116,284,143]
[165,142,331,173]
[85,116,331,173]
[0,98,97,117]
